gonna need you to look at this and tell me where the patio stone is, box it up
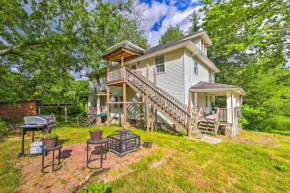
[18,142,154,193]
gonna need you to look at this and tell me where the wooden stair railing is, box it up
[107,66,219,136]
[124,67,196,130]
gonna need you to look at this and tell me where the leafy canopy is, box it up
[0,0,149,102]
[201,0,290,132]
[159,25,184,44]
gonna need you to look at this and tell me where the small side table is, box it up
[87,138,108,169]
[41,145,62,173]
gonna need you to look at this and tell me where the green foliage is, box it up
[159,25,184,44]
[202,0,290,132]
[41,132,59,139]
[0,0,148,102]
[188,10,201,33]
[276,165,288,172]
[89,125,103,132]
[0,118,11,137]
[83,180,112,193]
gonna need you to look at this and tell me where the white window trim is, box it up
[193,58,198,75]
[154,54,166,74]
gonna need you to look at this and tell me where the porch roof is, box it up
[190,81,246,96]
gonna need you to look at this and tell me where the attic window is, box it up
[155,55,165,73]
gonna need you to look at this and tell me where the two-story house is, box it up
[89,31,245,138]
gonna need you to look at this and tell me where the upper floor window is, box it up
[201,40,207,55]
[96,74,100,86]
[194,60,198,75]
[209,69,213,82]
[155,55,165,73]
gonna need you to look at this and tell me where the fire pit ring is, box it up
[107,129,140,157]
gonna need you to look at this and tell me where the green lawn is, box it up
[0,124,289,193]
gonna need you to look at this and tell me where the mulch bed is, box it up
[17,143,154,193]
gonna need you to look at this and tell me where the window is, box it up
[155,55,165,73]
[113,96,119,108]
[201,40,204,52]
[205,95,208,108]
[209,69,213,82]
[194,60,198,75]
[132,64,137,70]
[119,96,123,108]
[96,74,100,86]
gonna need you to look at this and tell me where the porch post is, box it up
[226,91,232,124]
[106,60,110,127]
[146,63,150,131]
[64,106,67,123]
[121,51,127,128]
[97,95,100,114]
[194,92,198,130]
[187,92,192,136]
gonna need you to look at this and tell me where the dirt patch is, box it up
[17,143,155,193]
[219,130,282,147]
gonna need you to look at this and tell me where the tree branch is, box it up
[0,42,43,56]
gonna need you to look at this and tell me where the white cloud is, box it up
[135,1,204,47]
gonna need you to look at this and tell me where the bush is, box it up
[82,180,111,193]
[0,118,11,137]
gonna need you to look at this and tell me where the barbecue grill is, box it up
[107,129,140,157]
[14,115,57,158]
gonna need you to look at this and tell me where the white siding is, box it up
[130,48,185,103]
[89,73,107,92]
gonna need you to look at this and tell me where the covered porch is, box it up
[190,81,246,137]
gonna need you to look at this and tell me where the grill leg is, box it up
[32,131,35,142]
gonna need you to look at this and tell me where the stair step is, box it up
[199,126,216,130]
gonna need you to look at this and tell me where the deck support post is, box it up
[194,92,198,130]
[106,60,110,127]
[121,52,127,128]
[64,106,67,123]
[187,92,191,137]
[146,63,150,131]
[140,96,144,128]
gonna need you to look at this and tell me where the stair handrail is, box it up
[74,110,87,124]
[131,69,188,111]
[126,68,189,114]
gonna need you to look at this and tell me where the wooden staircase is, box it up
[79,115,97,127]
[107,67,219,136]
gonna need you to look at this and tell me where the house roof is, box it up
[190,81,246,96]
[143,31,211,56]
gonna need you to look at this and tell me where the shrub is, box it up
[0,118,11,137]
[82,180,112,193]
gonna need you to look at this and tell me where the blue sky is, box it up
[136,0,203,46]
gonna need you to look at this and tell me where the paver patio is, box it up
[18,142,155,193]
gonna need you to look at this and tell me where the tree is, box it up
[188,10,201,34]
[159,25,184,44]
[0,0,149,101]
[201,0,290,132]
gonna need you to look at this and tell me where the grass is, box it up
[0,124,290,193]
